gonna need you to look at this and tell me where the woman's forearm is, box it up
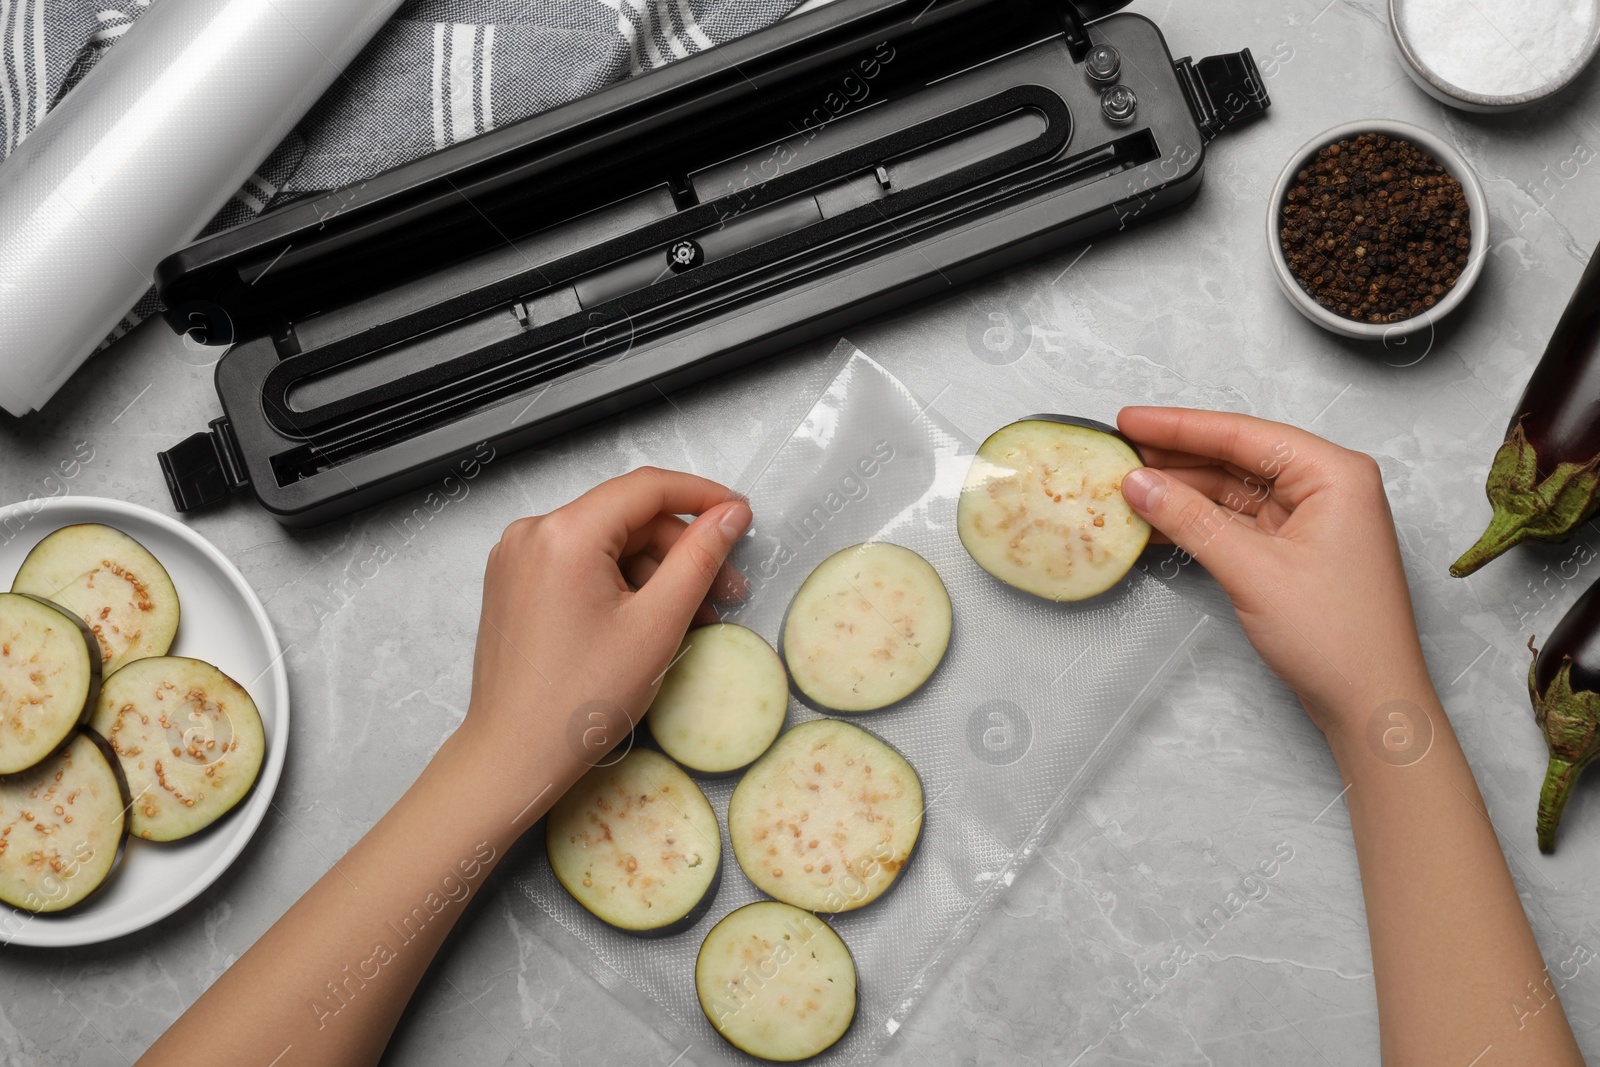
[137,727,569,1067]
[132,473,747,1065]
[1328,691,1583,1066]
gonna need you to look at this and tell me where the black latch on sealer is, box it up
[159,417,250,512]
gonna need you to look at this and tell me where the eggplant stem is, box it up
[1537,756,1587,852]
[1451,513,1531,577]
[1452,425,1600,577]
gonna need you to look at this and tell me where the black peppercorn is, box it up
[1280,133,1470,324]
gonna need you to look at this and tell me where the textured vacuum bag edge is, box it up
[0,0,403,417]
[512,341,1207,1065]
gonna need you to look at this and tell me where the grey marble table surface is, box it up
[4,0,1600,1063]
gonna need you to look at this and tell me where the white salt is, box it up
[1397,0,1598,97]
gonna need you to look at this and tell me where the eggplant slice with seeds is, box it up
[90,656,265,842]
[781,542,951,713]
[696,900,857,1062]
[729,718,923,913]
[0,593,102,775]
[958,416,1151,602]
[0,732,129,914]
[546,749,721,936]
[647,623,788,775]
[12,524,180,675]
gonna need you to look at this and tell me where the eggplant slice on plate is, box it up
[696,900,858,1062]
[781,542,952,713]
[545,749,721,937]
[0,732,129,914]
[90,656,266,842]
[646,623,788,775]
[11,523,180,675]
[729,718,923,913]
[958,416,1151,601]
[0,592,102,776]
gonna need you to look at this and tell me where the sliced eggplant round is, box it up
[89,656,265,842]
[0,593,102,775]
[781,542,951,713]
[11,524,180,675]
[696,900,857,1062]
[546,748,721,937]
[958,416,1152,602]
[729,718,923,913]
[647,624,788,775]
[0,732,129,914]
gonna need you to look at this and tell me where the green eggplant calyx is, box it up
[1450,424,1600,578]
[1527,637,1541,715]
[1528,657,1600,853]
[1537,757,1586,853]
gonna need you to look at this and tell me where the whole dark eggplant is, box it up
[1452,251,1600,577]
[1528,576,1600,852]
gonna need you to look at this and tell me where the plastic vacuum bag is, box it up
[512,341,1207,1064]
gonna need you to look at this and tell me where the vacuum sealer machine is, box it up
[156,0,1269,526]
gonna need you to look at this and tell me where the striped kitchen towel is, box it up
[0,0,799,348]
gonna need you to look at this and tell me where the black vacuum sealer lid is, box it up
[155,0,1268,525]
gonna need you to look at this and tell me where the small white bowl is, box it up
[1265,119,1488,341]
[1389,0,1600,112]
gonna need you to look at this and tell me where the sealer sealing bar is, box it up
[261,87,1072,445]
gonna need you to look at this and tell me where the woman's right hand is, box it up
[1115,407,1434,739]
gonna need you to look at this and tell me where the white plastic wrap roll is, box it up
[0,0,404,417]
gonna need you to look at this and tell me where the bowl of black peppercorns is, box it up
[1267,119,1487,340]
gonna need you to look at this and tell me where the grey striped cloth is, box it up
[0,0,798,348]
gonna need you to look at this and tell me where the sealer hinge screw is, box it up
[1100,84,1138,124]
[1085,43,1121,83]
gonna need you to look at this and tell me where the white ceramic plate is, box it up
[0,497,288,947]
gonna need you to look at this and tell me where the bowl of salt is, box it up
[1390,0,1600,111]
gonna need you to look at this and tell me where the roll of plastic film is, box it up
[0,0,404,417]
